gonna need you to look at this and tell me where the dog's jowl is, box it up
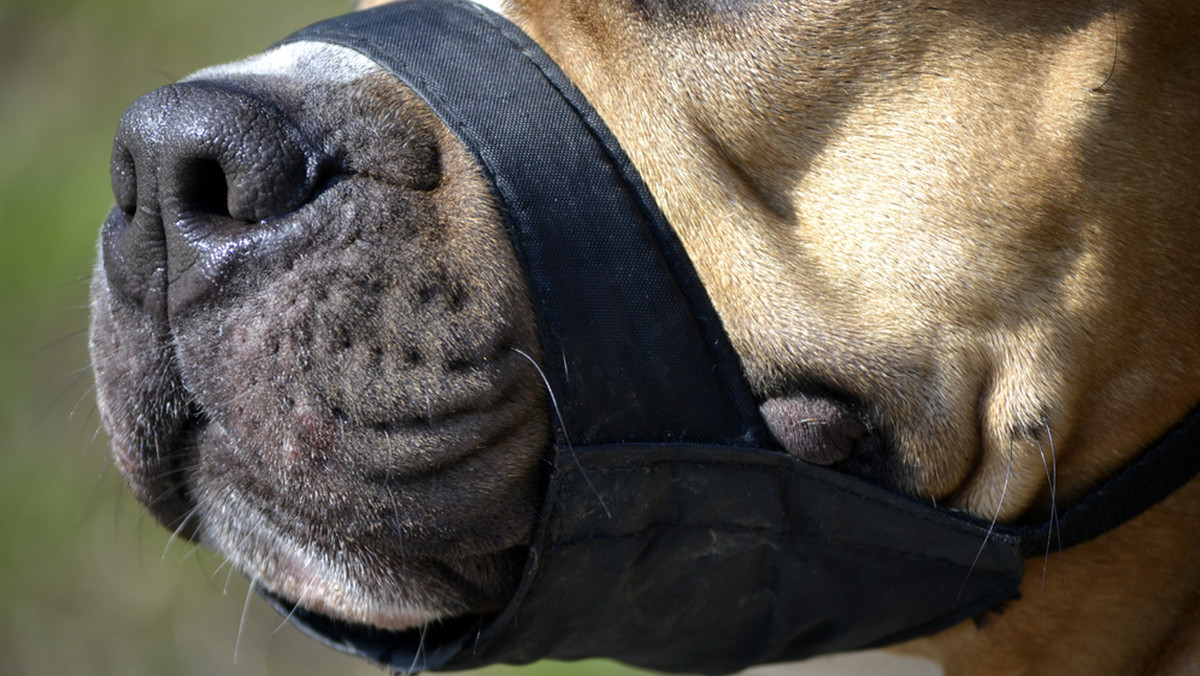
[91,1,1200,674]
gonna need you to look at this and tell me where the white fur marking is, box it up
[468,0,507,16]
[184,0,510,86]
[185,42,380,86]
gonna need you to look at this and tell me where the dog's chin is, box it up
[181,409,533,630]
[197,498,451,632]
[96,377,538,631]
[190,451,527,631]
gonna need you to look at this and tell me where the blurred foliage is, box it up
[0,1,647,674]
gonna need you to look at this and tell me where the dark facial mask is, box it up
[253,1,1200,673]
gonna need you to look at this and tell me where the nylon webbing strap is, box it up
[281,0,774,449]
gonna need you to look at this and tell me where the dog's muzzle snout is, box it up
[103,81,330,319]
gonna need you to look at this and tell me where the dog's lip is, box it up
[757,383,906,491]
[108,400,207,541]
[255,549,445,631]
[191,481,454,632]
[253,545,522,634]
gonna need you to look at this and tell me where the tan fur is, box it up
[497,0,1200,673]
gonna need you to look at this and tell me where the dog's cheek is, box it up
[336,74,447,191]
[89,271,196,529]
[171,120,546,535]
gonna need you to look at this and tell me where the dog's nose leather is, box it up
[102,81,327,319]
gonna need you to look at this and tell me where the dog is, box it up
[90,0,1200,673]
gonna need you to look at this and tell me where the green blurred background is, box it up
[0,1,933,674]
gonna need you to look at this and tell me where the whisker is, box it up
[511,347,610,518]
[386,480,409,571]
[81,434,115,504]
[161,506,200,565]
[69,382,98,427]
[380,430,408,570]
[961,437,1015,597]
[1034,439,1053,588]
[56,273,95,291]
[64,363,97,378]
[509,349,571,447]
[88,416,107,455]
[272,605,300,635]
[39,366,94,423]
[271,555,324,636]
[36,328,90,355]
[179,538,205,563]
[235,574,259,664]
[404,623,429,675]
[211,555,234,584]
[273,579,310,634]
[1040,420,1068,599]
[1091,0,1121,93]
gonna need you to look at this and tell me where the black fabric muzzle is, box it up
[259,1,1200,673]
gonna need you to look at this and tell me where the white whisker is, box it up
[404,623,429,675]
[235,575,258,664]
[161,507,199,565]
[511,347,610,518]
[1039,420,1067,599]
[273,573,315,634]
[962,438,1015,597]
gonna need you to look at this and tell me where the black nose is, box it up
[102,81,328,319]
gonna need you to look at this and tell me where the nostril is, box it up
[178,157,233,220]
[101,80,334,317]
[111,144,137,220]
[104,137,166,317]
[148,83,326,226]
